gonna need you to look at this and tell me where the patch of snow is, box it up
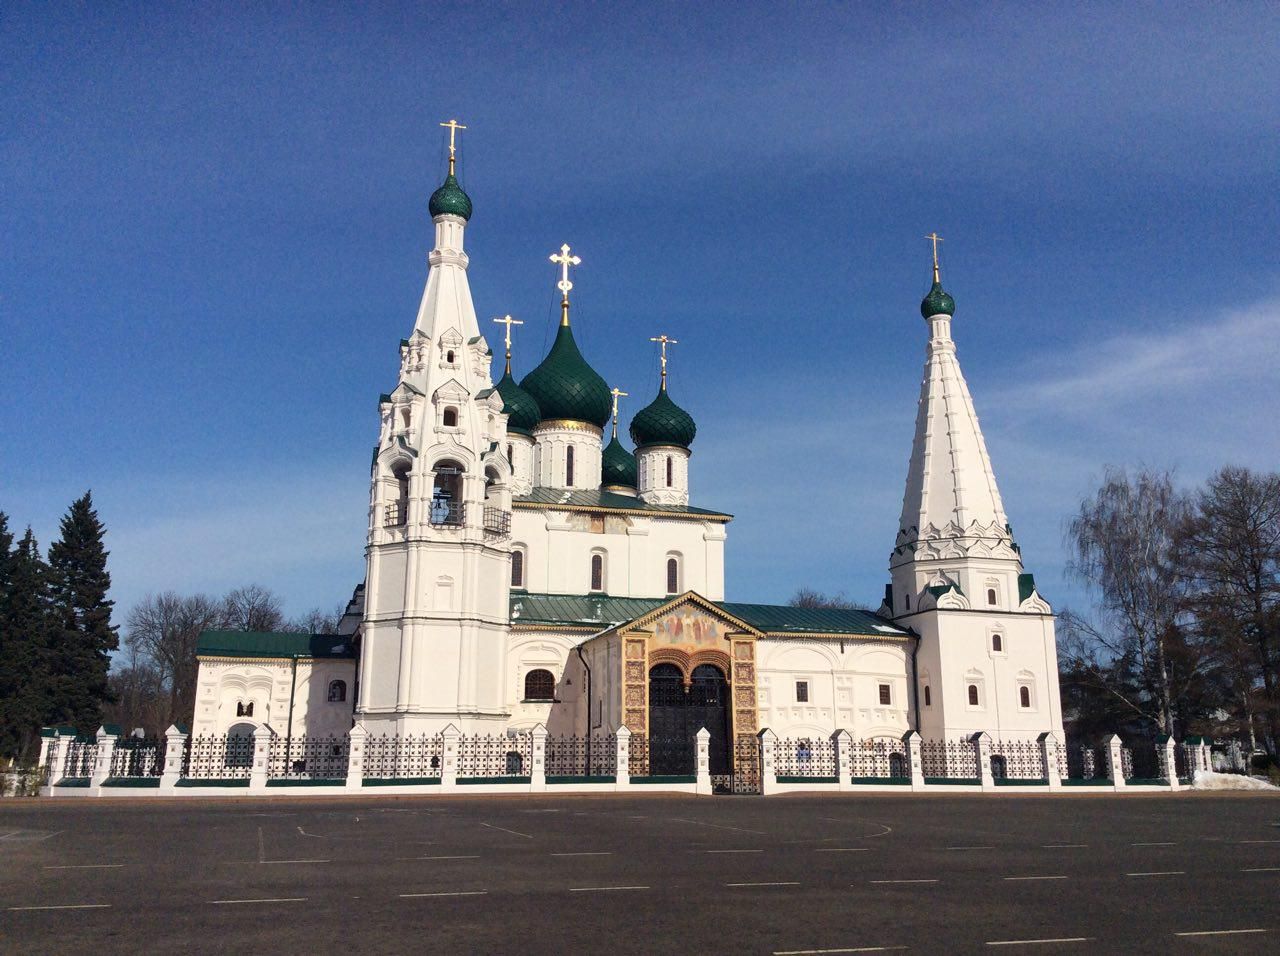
[1191,770,1278,791]
[873,625,901,633]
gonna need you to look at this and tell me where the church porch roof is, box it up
[197,631,357,660]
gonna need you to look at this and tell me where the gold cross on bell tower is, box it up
[649,334,678,390]
[439,118,467,174]
[549,243,582,326]
[609,387,628,440]
[925,231,944,283]
[492,314,523,374]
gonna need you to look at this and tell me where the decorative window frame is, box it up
[1016,670,1037,710]
[989,626,1007,657]
[795,679,810,704]
[964,670,986,711]
[589,549,607,593]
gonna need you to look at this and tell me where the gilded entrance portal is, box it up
[618,596,759,784]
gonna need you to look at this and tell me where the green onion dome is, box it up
[629,385,697,450]
[494,370,541,436]
[428,172,473,221]
[519,324,612,428]
[920,280,955,318]
[601,435,638,489]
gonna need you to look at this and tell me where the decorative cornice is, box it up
[534,419,604,437]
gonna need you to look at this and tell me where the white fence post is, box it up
[1197,738,1213,775]
[44,730,70,789]
[440,723,460,791]
[530,723,548,792]
[37,729,54,772]
[904,730,925,791]
[1159,735,1178,791]
[160,724,188,789]
[91,725,119,789]
[614,726,631,789]
[1106,734,1126,791]
[973,731,995,790]
[250,725,272,791]
[833,729,853,791]
[346,723,367,790]
[695,727,711,795]
[758,728,778,796]
[1039,732,1062,789]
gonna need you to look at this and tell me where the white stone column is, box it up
[695,727,711,795]
[160,724,188,789]
[346,724,367,790]
[44,732,69,790]
[1106,734,1126,791]
[972,731,995,790]
[250,725,272,791]
[758,728,778,796]
[833,729,854,791]
[614,726,631,789]
[904,731,926,791]
[440,723,460,791]
[530,723,548,792]
[37,731,54,772]
[1039,732,1062,789]
[91,726,119,789]
[1197,739,1213,775]
[1160,735,1179,791]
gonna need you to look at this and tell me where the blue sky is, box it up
[3,2,1277,625]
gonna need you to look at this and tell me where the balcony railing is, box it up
[483,507,511,537]
[384,502,407,527]
[429,500,466,527]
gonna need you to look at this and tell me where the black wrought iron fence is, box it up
[1064,741,1108,780]
[109,738,163,778]
[990,739,1044,779]
[1174,742,1193,782]
[62,739,97,779]
[184,734,253,779]
[731,736,761,794]
[363,733,444,780]
[269,735,349,779]
[1122,740,1162,781]
[849,739,910,778]
[775,736,837,778]
[920,739,978,779]
[545,734,615,777]
[457,732,533,778]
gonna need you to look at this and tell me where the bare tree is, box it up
[220,584,284,632]
[1181,466,1280,754]
[789,588,867,610]
[286,605,346,635]
[1063,467,1207,735]
[124,592,222,726]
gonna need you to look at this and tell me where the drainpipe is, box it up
[575,623,622,772]
[908,630,922,733]
[285,656,299,770]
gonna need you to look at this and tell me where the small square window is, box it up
[878,683,891,706]
[795,681,809,703]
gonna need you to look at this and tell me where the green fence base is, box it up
[777,775,839,784]
[1061,778,1112,787]
[994,778,1048,786]
[265,778,346,788]
[175,778,250,787]
[849,776,911,785]
[923,777,980,785]
[547,775,616,785]
[102,777,161,788]
[363,777,440,787]
[54,778,91,788]
[458,776,532,785]
[631,775,696,784]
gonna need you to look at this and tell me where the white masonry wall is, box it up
[192,657,357,739]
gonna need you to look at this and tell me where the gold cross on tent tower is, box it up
[549,243,582,325]
[649,334,678,390]
[609,387,628,440]
[925,231,944,282]
[492,314,523,373]
[439,118,467,173]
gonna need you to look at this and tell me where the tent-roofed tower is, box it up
[492,314,541,496]
[358,121,515,736]
[631,334,696,506]
[886,235,1064,742]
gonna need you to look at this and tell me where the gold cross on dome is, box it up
[649,334,678,389]
[550,243,581,297]
[492,314,523,372]
[925,231,944,282]
[609,386,628,439]
[439,118,467,171]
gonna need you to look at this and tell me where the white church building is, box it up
[193,133,1065,778]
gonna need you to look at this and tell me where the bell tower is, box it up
[357,121,515,735]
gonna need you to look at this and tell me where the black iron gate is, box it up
[648,663,731,775]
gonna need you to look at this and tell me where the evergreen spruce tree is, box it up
[0,528,53,763]
[46,492,118,733]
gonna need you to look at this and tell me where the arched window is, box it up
[968,684,980,706]
[400,407,411,429]
[666,557,679,594]
[1019,685,1032,708]
[565,446,575,487]
[524,669,555,701]
[590,553,604,592]
[442,407,458,427]
[510,549,525,588]
[987,587,998,606]
[506,443,513,464]
[889,752,908,777]
[904,593,911,611]
[389,464,410,527]
[328,680,346,703]
[990,755,1008,779]
[665,455,673,487]
[446,349,455,364]
[430,460,464,526]
[923,685,931,707]
[992,633,1003,653]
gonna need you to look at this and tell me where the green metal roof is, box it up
[520,324,612,427]
[630,385,696,450]
[513,488,731,521]
[920,279,956,318]
[428,171,473,221]
[508,592,909,638]
[601,435,638,488]
[197,631,357,660]
[495,369,542,436]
